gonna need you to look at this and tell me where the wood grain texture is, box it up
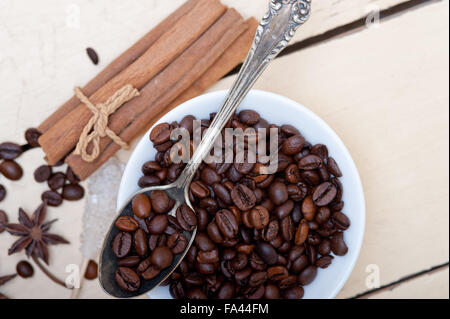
[0,0,448,299]
[209,0,449,299]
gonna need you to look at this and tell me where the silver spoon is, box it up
[99,0,311,298]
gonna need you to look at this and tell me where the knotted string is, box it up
[73,85,140,162]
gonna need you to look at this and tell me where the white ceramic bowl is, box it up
[117,90,366,299]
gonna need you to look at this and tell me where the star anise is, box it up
[5,203,69,265]
[0,274,17,299]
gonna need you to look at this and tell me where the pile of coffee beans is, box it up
[0,128,85,206]
[112,110,350,299]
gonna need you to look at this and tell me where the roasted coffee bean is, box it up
[84,260,98,280]
[86,47,99,65]
[170,281,185,299]
[196,208,209,231]
[311,144,329,160]
[255,243,278,265]
[112,232,132,258]
[118,256,140,267]
[151,247,173,269]
[313,182,337,206]
[231,253,248,271]
[34,165,52,183]
[283,286,304,299]
[207,221,224,244]
[142,265,161,280]
[0,142,23,160]
[216,209,238,239]
[198,249,220,264]
[318,239,332,256]
[239,110,260,125]
[65,167,80,184]
[298,155,323,170]
[285,164,301,184]
[298,266,317,286]
[0,210,8,233]
[316,206,331,224]
[280,125,300,137]
[262,219,279,242]
[264,284,280,299]
[268,182,288,206]
[132,194,151,219]
[0,160,23,180]
[195,232,215,252]
[150,123,171,145]
[186,288,207,299]
[331,232,348,256]
[115,216,139,232]
[134,229,148,257]
[142,161,162,176]
[168,233,188,254]
[291,254,308,274]
[307,232,322,246]
[25,128,41,147]
[291,205,303,225]
[62,184,84,201]
[327,157,342,177]
[0,186,6,203]
[279,275,297,289]
[200,197,219,213]
[306,245,317,265]
[316,255,334,269]
[249,206,270,230]
[280,216,294,241]
[138,175,161,188]
[180,115,196,135]
[295,221,309,246]
[148,215,168,234]
[16,260,34,278]
[301,170,321,186]
[201,166,221,185]
[267,266,288,281]
[190,180,210,198]
[176,205,197,232]
[217,281,235,299]
[184,272,205,286]
[115,267,140,292]
[150,190,171,214]
[231,184,256,211]
[249,271,267,287]
[282,135,306,155]
[196,262,216,275]
[332,212,351,230]
[148,234,167,250]
[302,196,316,221]
[275,200,294,220]
[48,172,66,191]
[41,191,63,207]
[213,183,232,205]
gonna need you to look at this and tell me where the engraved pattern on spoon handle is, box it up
[178,0,311,188]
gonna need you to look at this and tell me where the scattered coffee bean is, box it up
[0,185,6,202]
[132,194,151,219]
[84,260,98,280]
[0,160,23,181]
[176,205,197,232]
[331,232,348,256]
[327,157,342,177]
[62,184,85,201]
[86,47,99,65]
[66,167,80,184]
[34,165,52,183]
[0,210,8,233]
[42,191,63,207]
[112,232,132,258]
[24,128,41,148]
[16,261,34,278]
[0,142,23,160]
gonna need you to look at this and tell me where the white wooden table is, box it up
[0,0,448,299]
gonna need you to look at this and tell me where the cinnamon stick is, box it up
[67,9,247,180]
[39,0,226,165]
[67,18,258,180]
[38,0,199,134]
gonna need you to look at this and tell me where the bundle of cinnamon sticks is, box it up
[37,0,257,180]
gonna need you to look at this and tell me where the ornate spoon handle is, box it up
[178,0,311,188]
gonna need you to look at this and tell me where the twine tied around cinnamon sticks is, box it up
[73,85,140,162]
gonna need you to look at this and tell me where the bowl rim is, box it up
[118,89,366,299]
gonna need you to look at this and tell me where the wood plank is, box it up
[208,0,449,299]
[361,266,449,299]
[0,0,409,142]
